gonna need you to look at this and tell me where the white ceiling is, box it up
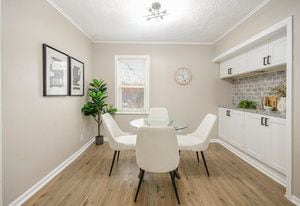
[48,0,270,44]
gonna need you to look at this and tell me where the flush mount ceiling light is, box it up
[144,2,168,22]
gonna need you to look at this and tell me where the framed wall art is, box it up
[43,44,69,96]
[69,57,84,96]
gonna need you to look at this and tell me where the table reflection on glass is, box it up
[130,118,189,131]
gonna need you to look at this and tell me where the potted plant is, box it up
[81,79,117,145]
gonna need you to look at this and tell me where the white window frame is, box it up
[115,55,150,114]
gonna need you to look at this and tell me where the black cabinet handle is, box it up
[267,55,271,65]
[227,68,230,75]
[265,118,269,126]
[261,117,265,125]
[226,110,231,117]
[229,68,232,74]
[263,57,267,66]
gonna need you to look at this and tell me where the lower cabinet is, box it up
[218,108,244,151]
[218,108,286,175]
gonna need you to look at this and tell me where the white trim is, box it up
[114,55,150,114]
[212,16,290,62]
[0,0,2,204]
[94,41,213,45]
[291,195,300,206]
[210,138,286,186]
[212,0,271,44]
[285,16,293,200]
[9,138,95,206]
[46,0,94,42]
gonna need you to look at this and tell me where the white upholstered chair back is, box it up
[102,113,126,150]
[136,127,179,173]
[189,113,217,151]
[148,107,169,126]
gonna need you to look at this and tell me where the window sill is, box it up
[114,111,149,115]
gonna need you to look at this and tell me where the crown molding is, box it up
[47,0,95,42]
[212,0,272,44]
[47,0,271,45]
[93,41,214,45]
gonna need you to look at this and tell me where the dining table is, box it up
[130,117,188,179]
[130,118,189,131]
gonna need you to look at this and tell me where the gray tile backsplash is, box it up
[232,70,286,106]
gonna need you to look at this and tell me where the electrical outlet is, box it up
[80,133,84,141]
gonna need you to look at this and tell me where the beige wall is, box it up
[1,0,95,205]
[93,43,232,136]
[213,0,300,198]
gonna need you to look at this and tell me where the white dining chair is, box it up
[135,127,181,204]
[102,113,136,176]
[148,107,169,126]
[177,113,217,176]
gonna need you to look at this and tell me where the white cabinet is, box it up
[267,117,286,174]
[219,35,287,78]
[218,108,230,141]
[268,36,287,67]
[218,108,286,175]
[218,108,245,151]
[232,54,247,76]
[229,110,245,150]
[246,44,269,72]
[220,54,247,78]
[244,113,268,162]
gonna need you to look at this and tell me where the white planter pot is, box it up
[277,97,286,113]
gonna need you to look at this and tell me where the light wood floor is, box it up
[24,143,292,206]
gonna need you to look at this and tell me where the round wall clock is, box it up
[175,68,192,85]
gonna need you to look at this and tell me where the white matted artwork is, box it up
[69,57,84,96]
[43,44,69,96]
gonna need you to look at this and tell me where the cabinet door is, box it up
[229,110,245,150]
[231,54,247,76]
[246,44,269,72]
[268,36,287,67]
[220,60,231,78]
[266,117,286,174]
[244,113,268,162]
[218,108,230,142]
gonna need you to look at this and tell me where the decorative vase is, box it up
[277,97,286,113]
[95,135,104,145]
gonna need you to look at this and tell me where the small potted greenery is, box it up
[81,79,117,145]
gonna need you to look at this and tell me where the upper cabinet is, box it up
[220,54,247,78]
[246,36,287,73]
[246,44,269,72]
[268,36,287,66]
[218,35,287,79]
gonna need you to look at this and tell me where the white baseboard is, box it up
[210,138,286,187]
[291,195,300,206]
[9,138,95,206]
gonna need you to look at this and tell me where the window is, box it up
[115,55,150,113]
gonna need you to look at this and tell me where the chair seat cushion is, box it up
[115,135,136,150]
[177,135,205,151]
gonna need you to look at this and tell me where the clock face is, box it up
[175,68,192,85]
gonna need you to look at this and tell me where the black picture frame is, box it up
[69,57,85,96]
[43,44,69,96]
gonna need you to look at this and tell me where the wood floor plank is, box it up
[24,143,293,206]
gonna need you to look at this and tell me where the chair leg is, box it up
[109,151,117,176]
[170,171,181,204]
[196,151,200,163]
[134,169,145,202]
[117,151,120,162]
[201,151,210,177]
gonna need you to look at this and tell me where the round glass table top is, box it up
[130,118,189,131]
